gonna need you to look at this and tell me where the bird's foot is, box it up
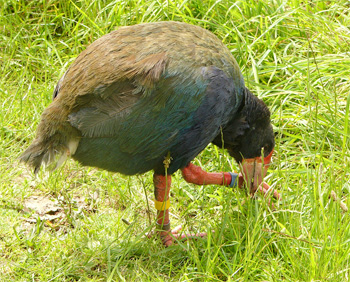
[158,225,181,247]
[158,225,207,247]
[250,182,282,200]
[253,181,281,200]
[247,182,281,209]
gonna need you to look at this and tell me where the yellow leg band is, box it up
[155,199,170,211]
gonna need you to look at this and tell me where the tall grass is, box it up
[1,0,350,281]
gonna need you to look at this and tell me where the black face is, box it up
[212,87,274,164]
[227,122,274,163]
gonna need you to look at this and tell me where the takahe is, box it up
[20,21,278,246]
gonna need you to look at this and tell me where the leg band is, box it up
[156,221,171,231]
[155,199,170,211]
[229,172,239,187]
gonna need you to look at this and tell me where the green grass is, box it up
[1,0,350,281]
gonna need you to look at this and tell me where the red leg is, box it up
[181,163,281,200]
[181,162,244,187]
[153,173,208,246]
[153,174,173,246]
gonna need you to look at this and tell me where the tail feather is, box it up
[20,136,80,174]
[19,139,65,174]
[20,99,81,174]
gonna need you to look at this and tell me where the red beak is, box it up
[240,150,273,195]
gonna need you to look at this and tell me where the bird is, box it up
[20,21,279,246]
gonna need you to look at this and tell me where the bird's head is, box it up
[212,88,274,193]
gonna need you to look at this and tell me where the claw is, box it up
[257,182,281,200]
[237,173,280,200]
[157,225,210,246]
[249,182,281,209]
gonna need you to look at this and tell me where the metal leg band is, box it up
[156,221,171,231]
